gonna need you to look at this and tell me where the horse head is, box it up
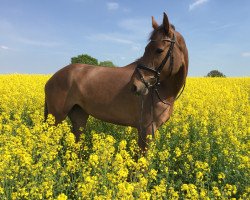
[130,12,188,96]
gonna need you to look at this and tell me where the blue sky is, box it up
[0,0,250,76]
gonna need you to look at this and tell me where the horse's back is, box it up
[45,64,89,92]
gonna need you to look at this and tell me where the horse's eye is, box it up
[156,48,164,54]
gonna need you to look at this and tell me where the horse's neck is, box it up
[159,78,176,100]
[160,71,185,100]
[122,62,137,69]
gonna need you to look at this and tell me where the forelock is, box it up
[149,24,176,41]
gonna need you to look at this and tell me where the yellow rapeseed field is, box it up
[0,74,249,199]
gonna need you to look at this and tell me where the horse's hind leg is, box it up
[45,98,69,125]
[68,105,89,141]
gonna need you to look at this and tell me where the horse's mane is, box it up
[171,24,175,30]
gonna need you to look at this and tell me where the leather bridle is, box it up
[136,34,185,105]
[136,34,178,104]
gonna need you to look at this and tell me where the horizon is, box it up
[1,72,249,78]
[0,0,250,77]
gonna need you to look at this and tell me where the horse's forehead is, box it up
[150,28,165,40]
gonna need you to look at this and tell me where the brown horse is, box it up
[44,12,188,151]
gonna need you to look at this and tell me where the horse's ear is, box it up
[152,16,159,30]
[163,12,170,34]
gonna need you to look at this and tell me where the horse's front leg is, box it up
[137,105,172,152]
[137,123,156,153]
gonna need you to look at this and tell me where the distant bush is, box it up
[71,54,116,67]
[71,54,98,65]
[99,61,115,67]
[206,70,226,77]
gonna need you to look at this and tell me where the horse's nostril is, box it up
[131,85,138,93]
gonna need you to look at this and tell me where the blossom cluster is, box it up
[0,75,249,199]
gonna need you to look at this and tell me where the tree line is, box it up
[71,54,115,67]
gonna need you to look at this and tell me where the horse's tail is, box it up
[44,100,48,122]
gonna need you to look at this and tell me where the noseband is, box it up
[136,34,176,89]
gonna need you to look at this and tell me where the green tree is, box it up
[99,61,115,67]
[71,54,98,65]
[206,70,226,77]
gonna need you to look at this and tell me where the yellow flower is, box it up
[195,161,210,172]
[181,184,189,191]
[117,168,128,179]
[125,126,132,135]
[119,140,127,150]
[181,184,199,199]
[212,156,217,164]
[174,147,182,158]
[151,180,166,199]
[114,153,123,164]
[168,187,179,200]
[139,192,151,200]
[0,187,4,194]
[212,187,221,197]
[139,177,148,189]
[137,157,149,170]
[158,149,169,161]
[57,193,68,200]
[196,171,203,181]
[200,188,208,199]
[223,184,237,196]
[187,154,193,162]
[218,172,226,180]
[89,154,99,167]
[117,182,134,198]
[149,169,158,180]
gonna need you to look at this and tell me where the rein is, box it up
[136,33,186,141]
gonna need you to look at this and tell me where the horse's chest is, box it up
[154,103,173,127]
